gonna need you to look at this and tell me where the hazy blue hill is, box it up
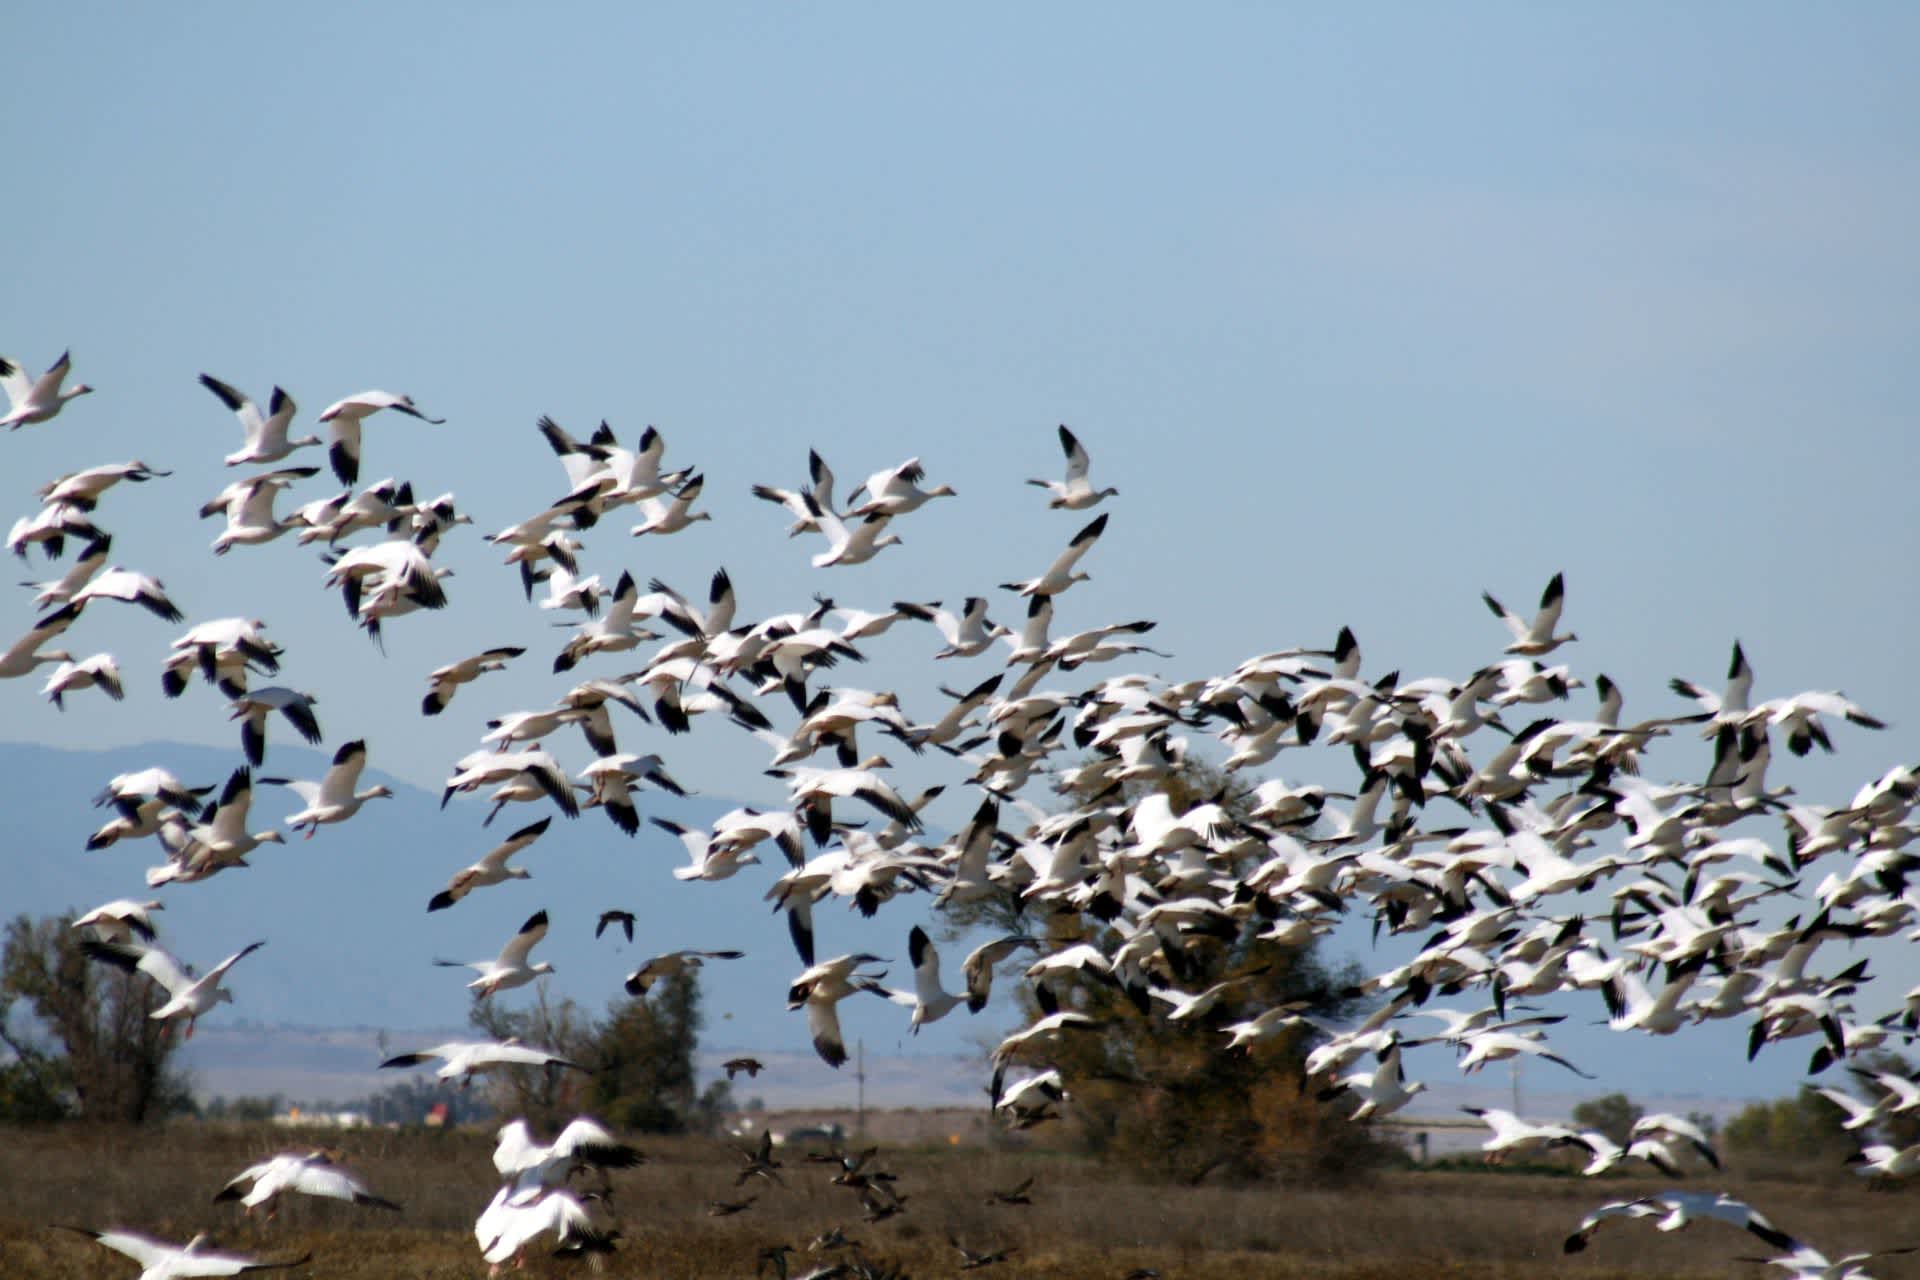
[0,739,1005,1092]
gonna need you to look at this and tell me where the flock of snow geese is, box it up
[7,347,1919,1277]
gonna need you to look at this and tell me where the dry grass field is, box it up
[3,1124,1915,1279]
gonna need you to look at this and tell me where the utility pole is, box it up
[855,1039,867,1140]
[1510,1058,1521,1116]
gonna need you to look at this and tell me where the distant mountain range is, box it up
[1,738,1009,1102]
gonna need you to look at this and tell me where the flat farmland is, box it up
[2,1125,1914,1278]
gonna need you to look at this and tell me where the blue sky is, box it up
[4,6,1918,1106]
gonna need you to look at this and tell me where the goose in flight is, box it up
[442,748,581,823]
[0,601,79,679]
[493,1116,644,1202]
[768,755,922,845]
[657,816,764,882]
[56,1227,309,1278]
[474,1184,619,1276]
[199,374,318,466]
[1000,512,1108,597]
[199,467,316,554]
[752,448,840,536]
[624,948,745,996]
[214,1149,401,1217]
[262,739,394,837]
[630,472,713,536]
[37,459,172,509]
[21,531,111,608]
[67,568,184,622]
[164,616,280,698]
[228,686,323,766]
[1562,1190,1797,1255]
[80,937,266,1039]
[845,457,957,518]
[897,597,1010,659]
[71,898,164,944]
[379,1037,584,1085]
[43,653,123,708]
[429,817,550,911]
[1027,424,1117,510]
[422,646,525,716]
[788,953,890,1067]
[0,350,93,428]
[870,925,966,1032]
[1482,571,1576,656]
[800,492,902,568]
[436,909,554,999]
[318,389,446,484]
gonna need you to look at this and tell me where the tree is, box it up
[1571,1093,1644,1146]
[958,759,1387,1184]
[0,913,193,1124]
[468,971,717,1135]
[1723,1087,1851,1166]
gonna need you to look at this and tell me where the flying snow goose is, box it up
[656,817,764,882]
[897,597,1010,659]
[624,948,746,996]
[474,1185,618,1276]
[629,472,712,536]
[71,898,164,943]
[422,645,525,716]
[67,567,184,621]
[21,531,111,608]
[80,937,266,1039]
[57,1227,309,1278]
[37,460,171,508]
[752,449,840,537]
[42,653,122,707]
[1739,690,1887,757]
[845,457,957,517]
[0,350,93,428]
[1562,1190,1796,1254]
[493,1116,643,1202]
[1459,1106,1579,1162]
[379,1037,584,1085]
[442,748,580,821]
[788,953,890,1067]
[262,739,393,837]
[6,501,101,559]
[1669,640,1755,724]
[798,492,902,568]
[435,909,555,999]
[199,467,316,554]
[580,753,687,836]
[164,616,279,698]
[870,925,966,1033]
[429,817,550,911]
[227,686,322,766]
[214,1149,400,1217]
[0,601,79,679]
[200,373,317,466]
[1481,571,1576,656]
[1026,424,1116,509]
[961,934,1040,1013]
[768,755,921,845]
[318,389,446,484]
[999,511,1108,597]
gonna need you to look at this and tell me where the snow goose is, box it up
[1481,571,1576,656]
[72,898,164,943]
[949,1235,1019,1270]
[799,492,902,568]
[580,753,687,836]
[422,645,525,715]
[199,467,316,554]
[624,948,746,996]
[552,571,672,673]
[200,373,317,466]
[164,616,279,698]
[768,755,921,845]
[1459,1106,1578,1162]
[895,597,1011,660]
[475,1185,618,1277]
[1739,690,1887,757]
[56,1227,308,1278]
[999,511,1108,597]
[67,568,184,622]
[80,937,266,1039]
[493,1116,642,1204]
[6,501,101,559]
[42,653,122,707]
[0,350,92,428]
[21,531,111,608]
[429,817,550,911]
[752,448,840,536]
[1317,1038,1428,1121]
[262,739,393,837]
[551,418,686,512]
[870,925,966,1032]
[318,389,445,484]
[436,909,554,998]
[379,1037,584,1085]
[1847,1141,1920,1180]
[629,472,712,536]
[145,770,287,885]
[1026,424,1116,509]
[442,748,580,821]
[37,459,171,508]
[323,536,448,622]
[214,1149,400,1217]
[1561,1190,1796,1254]
[1669,639,1755,724]
[0,601,79,679]
[788,953,891,1066]
[227,686,322,766]
[845,457,957,517]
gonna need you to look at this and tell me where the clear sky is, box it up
[4,6,1918,1105]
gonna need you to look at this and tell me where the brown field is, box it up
[2,1123,1915,1279]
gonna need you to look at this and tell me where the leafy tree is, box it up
[958,759,1386,1184]
[1722,1087,1851,1165]
[1571,1093,1644,1146]
[0,913,193,1124]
